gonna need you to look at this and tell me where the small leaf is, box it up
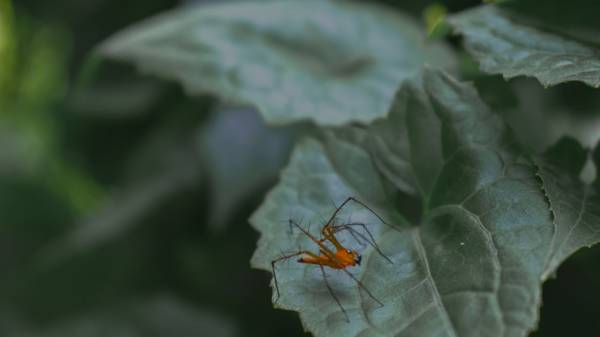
[99,0,455,126]
[538,137,600,279]
[422,3,451,39]
[251,69,555,337]
[448,5,600,88]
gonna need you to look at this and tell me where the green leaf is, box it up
[448,6,600,88]
[98,0,455,126]
[537,137,600,279]
[251,69,556,337]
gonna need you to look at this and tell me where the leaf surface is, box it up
[99,0,455,126]
[448,6,600,88]
[537,137,600,279]
[251,69,556,337]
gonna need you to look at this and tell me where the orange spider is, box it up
[270,197,393,322]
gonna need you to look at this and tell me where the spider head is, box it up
[336,249,362,267]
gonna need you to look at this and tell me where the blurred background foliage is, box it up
[0,0,598,336]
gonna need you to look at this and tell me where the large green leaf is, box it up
[448,6,600,88]
[98,0,455,126]
[251,69,556,337]
[537,137,600,279]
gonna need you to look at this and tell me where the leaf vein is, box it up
[555,185,591,258]
[412,229,458,337]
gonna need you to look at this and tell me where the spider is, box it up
[270,197,393,322]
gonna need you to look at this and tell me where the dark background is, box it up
[1,0,599,336]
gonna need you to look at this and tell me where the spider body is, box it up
[270,197,393,322]
[297,248,361,269]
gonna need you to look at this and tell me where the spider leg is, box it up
[344,226,365,246]
[320,265,350,323]
[317,222,363,248]
[345,222,377,247]
[289,215,306,235]
[288,219,339,262]
[327,197,396,231]
[340,267,384,308]
[332,223,393,264]
[287,219,294,236]
[271,251,311,302]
